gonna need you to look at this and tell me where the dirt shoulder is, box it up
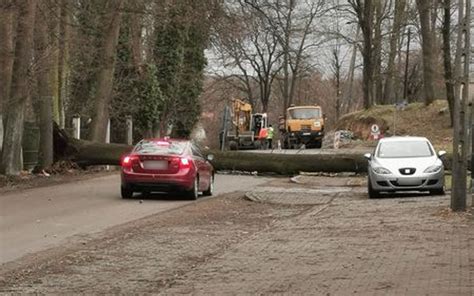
[1,179,473,295]
[0,192,307,293]
[0,168,118,195]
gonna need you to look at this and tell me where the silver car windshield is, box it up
[133,140,186,155]
[377,141,433,158]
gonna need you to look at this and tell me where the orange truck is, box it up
[280,105,325,149]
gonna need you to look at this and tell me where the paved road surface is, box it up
[0,173,269,264]
[2,177,472,295]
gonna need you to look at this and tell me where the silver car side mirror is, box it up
[438,150,447,158]
[364,153,372,160]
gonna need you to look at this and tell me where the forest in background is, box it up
[0,0,470,176]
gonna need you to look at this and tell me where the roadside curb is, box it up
[245,191,262,202]
[290,175,302,184]
[244,187,340,205]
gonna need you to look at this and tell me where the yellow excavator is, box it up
[221,98,268,150]
[279,105,325,149]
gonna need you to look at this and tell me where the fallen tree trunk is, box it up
[53,122,132,167]
[212,151,369,174]
[53,124,457,173]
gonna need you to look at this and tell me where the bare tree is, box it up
[89,0,124,142]
[450,0,470,211]
[129,0,144,76]
[372,0,385,105]
[330,45,343,120]
[57,0,71,128]
[213,1,283,112]
[1,0,37,175]
[246,0,326,114]
[441,0,455,126]
[348,0,375,109]
[416,0,436,105]
[383,0,406,104]
[34,0,54,169]
[0,0,15,150]
[212,13,260,107]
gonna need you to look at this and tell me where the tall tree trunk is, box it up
[359,0,375,109]
[0,0,15,151]
[383,0,406,104]
[450,0,470,211]
[372,0,383,105]
[49,2,60,125]
[1,0,37,175]
[57,0,70,129]
[441,0,454,126]
[89,0,124,142]
[129,0,144,76]
[281,5,292,117]
[344,26,359,114]
[34,1,53,169]
[416,0,436,105]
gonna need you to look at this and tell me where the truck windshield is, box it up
[288,108,321,119]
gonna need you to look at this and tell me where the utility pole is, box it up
[451,0,471,211]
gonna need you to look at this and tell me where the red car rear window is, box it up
[133,140,187,155]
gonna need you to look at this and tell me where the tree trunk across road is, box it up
[54,125,457,174]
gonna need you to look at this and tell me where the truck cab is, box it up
[283,105,325,149]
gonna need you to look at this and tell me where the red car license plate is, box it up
[143,160,168,170]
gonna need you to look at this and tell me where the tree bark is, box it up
[450,0,470,211]
[350,0,375,109]
[416,0,436,105]
[34,0,54,169]
[344,26,359,114]
[48,2,60,125]
[0,0,15,150]
[383,0,406,104]
[129,0,144,76]
[89,0,124,142]
[1,0,37,175]
[441,0,454,126]
[57,0,70,129]
[372,0,383,105]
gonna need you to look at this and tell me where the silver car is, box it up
[364,137,446,198]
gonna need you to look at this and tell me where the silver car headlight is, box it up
[424,165,442,173]
[372,167,391,174]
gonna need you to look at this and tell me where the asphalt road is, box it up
[0,173,270,264]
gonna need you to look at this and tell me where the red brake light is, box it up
[180,157,191,168]
[121,155,136,167]
[122,156,131,165]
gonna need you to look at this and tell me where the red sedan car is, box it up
[120,138,214,199]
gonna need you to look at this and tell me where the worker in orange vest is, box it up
[258,127,268,149]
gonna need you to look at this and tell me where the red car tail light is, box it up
[179,157,192,169]
[121,155,137,168]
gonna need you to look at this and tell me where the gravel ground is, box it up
[1,177,473,295]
